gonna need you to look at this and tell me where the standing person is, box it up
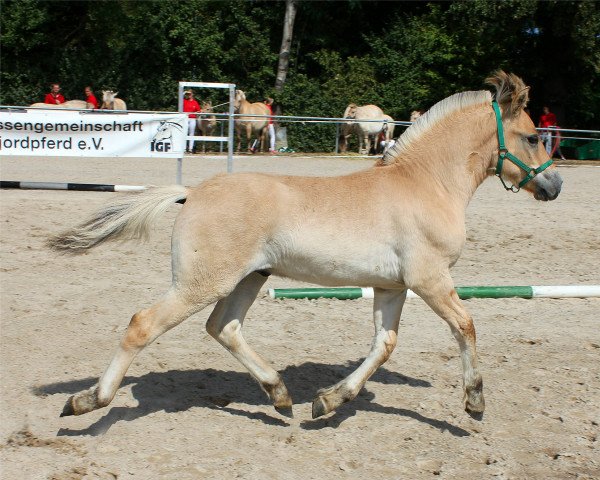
[538,106,557,156]
[84,86,99,109]
[552,128,567,160]
[264,97,276,154]
[183,90,201,153]
[44,83,65,105]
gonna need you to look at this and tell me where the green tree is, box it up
[1,0,597,152]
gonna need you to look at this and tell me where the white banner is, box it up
[0,110,186,158]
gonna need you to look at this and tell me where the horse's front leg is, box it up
[339,136,347,153]
[246,124,254,152]
[414,277,485,418]
[235,127,242,153]
[362,133,370,155]
[312,288,407,418]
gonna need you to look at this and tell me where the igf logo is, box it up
[151,140,172,152]
[151,121,183,152]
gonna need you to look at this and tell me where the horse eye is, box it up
[526,134,539,146]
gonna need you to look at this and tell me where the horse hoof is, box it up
[275,405,294,418]
[465,398,485,421]
[60,396,75,417]
[466,409,484,421]
[311,397,331,419]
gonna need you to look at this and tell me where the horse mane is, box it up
[380,90,492,166]
[485,70,529,118]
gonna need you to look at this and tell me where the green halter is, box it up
[492,101,553,193]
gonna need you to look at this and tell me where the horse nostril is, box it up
[535,171,562,201]
[535,187,549,201]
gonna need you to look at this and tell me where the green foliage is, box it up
[1,0,597,152]
[277,73,336,152]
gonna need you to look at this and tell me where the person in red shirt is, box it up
[264,97,276,153]
[538,106,557,155]
[84,86,99,109]
[44,83,65,105]
[183,90,201,153]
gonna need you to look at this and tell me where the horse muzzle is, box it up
[532,169,563,201]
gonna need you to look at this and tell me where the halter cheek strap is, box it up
[492,101,553,193]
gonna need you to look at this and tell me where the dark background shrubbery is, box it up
[1,0,598,151]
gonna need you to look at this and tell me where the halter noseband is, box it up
[492,101,553,193]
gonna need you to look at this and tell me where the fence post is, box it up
[220,121,224,153]
[176,157,183,185]
[227,86,235,174]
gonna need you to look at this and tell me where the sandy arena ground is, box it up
[1,154,598,479]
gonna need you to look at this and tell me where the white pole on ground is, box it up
[268,285,600,300]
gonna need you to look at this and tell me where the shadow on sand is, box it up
[35,360,469,437]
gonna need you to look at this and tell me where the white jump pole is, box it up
[0,181,146,192]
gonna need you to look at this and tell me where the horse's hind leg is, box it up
[312,288,407,418]
[61,288,204,416]
[260,127,267,153]
[414,278,485,418]
[206,272,294,417]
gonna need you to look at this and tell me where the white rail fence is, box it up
[1,104,598,188]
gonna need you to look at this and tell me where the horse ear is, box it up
[114,92,119,97]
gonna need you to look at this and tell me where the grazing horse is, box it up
[233,90,269,153]
[48,71,562,422]
[100,90,127,110]
[195,101,217,153]
[339,104,387,154]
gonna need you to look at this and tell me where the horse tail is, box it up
[47,185,188,254]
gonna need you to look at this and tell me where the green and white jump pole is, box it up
[268,285,600,300]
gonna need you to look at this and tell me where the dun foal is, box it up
[49,71,562,421]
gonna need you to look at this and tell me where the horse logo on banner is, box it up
[151,120,183,153]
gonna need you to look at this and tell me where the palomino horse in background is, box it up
[101,90,127,110]
[49,71,562,422]
[195,100,217,153]
[30,100,93,109]
[339,104,387,154]
[233,90,269,153]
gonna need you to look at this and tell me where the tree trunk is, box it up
[274,0,298,92]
